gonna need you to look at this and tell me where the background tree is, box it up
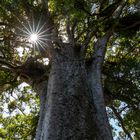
[0,0,140,140]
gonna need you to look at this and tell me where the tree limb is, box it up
[99,0,123,19]
[75,22,89,42]
[0,59,16,70]
[66,17,74,44]
[92,29,112,70]
[0,22,8,26]
[20,0,33,18]
[0,66,13,72]
[80,29,97,56]
[110,106,133,140]
[41,0,48,11]
[123,21,140,30]
[114,0,127,19]
[71,19,78,38]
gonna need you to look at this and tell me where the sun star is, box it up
[29,33,38,43]
[17,18,53,52]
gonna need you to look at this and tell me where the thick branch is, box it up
[99,0,123,19]
[19,57,49,85]
[114,0,127,19]
[92,29,112,69]
[86,29,113,140]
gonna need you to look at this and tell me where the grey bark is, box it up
[34,43,113,140]
[35,81,48,140]
[36,60,97,139]
[88,66,113,140]
[88,33,113,140]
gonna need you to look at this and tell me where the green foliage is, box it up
[0,114,38,139]
[0,84,39,139]
[124,109,140,139]
[0,0,140,139]
[104,30,140,138]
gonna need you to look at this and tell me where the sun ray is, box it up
[35,15,44,33]
[15,22,30,35]
[37,26,54,36]
[27,21,34,34]
[36,22,48,34]
[12,15,32,35]
[16,26,30,36]
[37,41,46,51]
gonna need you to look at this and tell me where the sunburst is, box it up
[29,33,38,43]
[15,15,54,54]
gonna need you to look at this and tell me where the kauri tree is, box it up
[0,0,140,140]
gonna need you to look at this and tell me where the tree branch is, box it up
[71,19,78,38]
[0,59,16,70]
[114,0,127,19]
[92,29,112,69]
[0,76,17,87]
[20,0,32,18]
[99,0,123,19]
[0,49,5,58]
[123,21,140,30]
[0,22,8,26]
[87,30,113,140]
[81,27,98,54]
[0,66,13,72]
[66,18,74,44]
[42,0,48,11]
[110,106,133,140]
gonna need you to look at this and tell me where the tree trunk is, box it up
[34,44,113,140]
[88,65,113,140]
[35,81,48,140]
[35,59,97,139]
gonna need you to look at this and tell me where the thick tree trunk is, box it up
[35,57,98,140]
[34,43,113,140]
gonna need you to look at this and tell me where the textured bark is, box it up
[36,59,97,140]
[88,34,113,140]
[35,81,48,140]
[88,67,113,140]
[34,43,113,140]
